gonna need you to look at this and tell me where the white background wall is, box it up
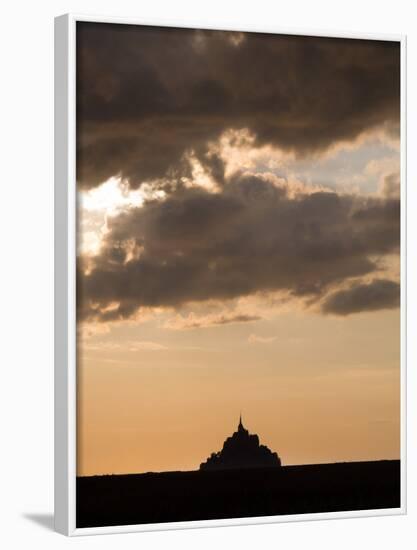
[0,0,416,548]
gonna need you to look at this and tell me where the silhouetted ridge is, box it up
[200,415,281,471]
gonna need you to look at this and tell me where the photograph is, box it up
[74,21,402,529]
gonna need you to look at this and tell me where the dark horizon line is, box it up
[77,458,400,478]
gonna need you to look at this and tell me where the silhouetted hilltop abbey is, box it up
[200,415,281,471]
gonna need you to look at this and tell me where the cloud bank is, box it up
[77,24,400,189]
[76,24,401,324]
[77,173,400,322]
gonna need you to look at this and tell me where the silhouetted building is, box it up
[200,415,282,471]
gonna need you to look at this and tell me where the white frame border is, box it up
[54,13,407,536]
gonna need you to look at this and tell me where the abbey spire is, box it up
[238,413,245,432]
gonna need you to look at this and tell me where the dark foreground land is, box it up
[77,460,400,528]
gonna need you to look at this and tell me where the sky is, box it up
[76,23,401,476]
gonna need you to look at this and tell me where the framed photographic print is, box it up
[54,14,406,536]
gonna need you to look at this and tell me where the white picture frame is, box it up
[54,13,407,536]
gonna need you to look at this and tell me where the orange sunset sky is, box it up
[76,23,401,476]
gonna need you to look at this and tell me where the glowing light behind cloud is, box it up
[78,177,165,256]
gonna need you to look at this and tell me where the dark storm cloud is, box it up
[76,23,400,189]
[321,279,400,315]
[78,174,400,322]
